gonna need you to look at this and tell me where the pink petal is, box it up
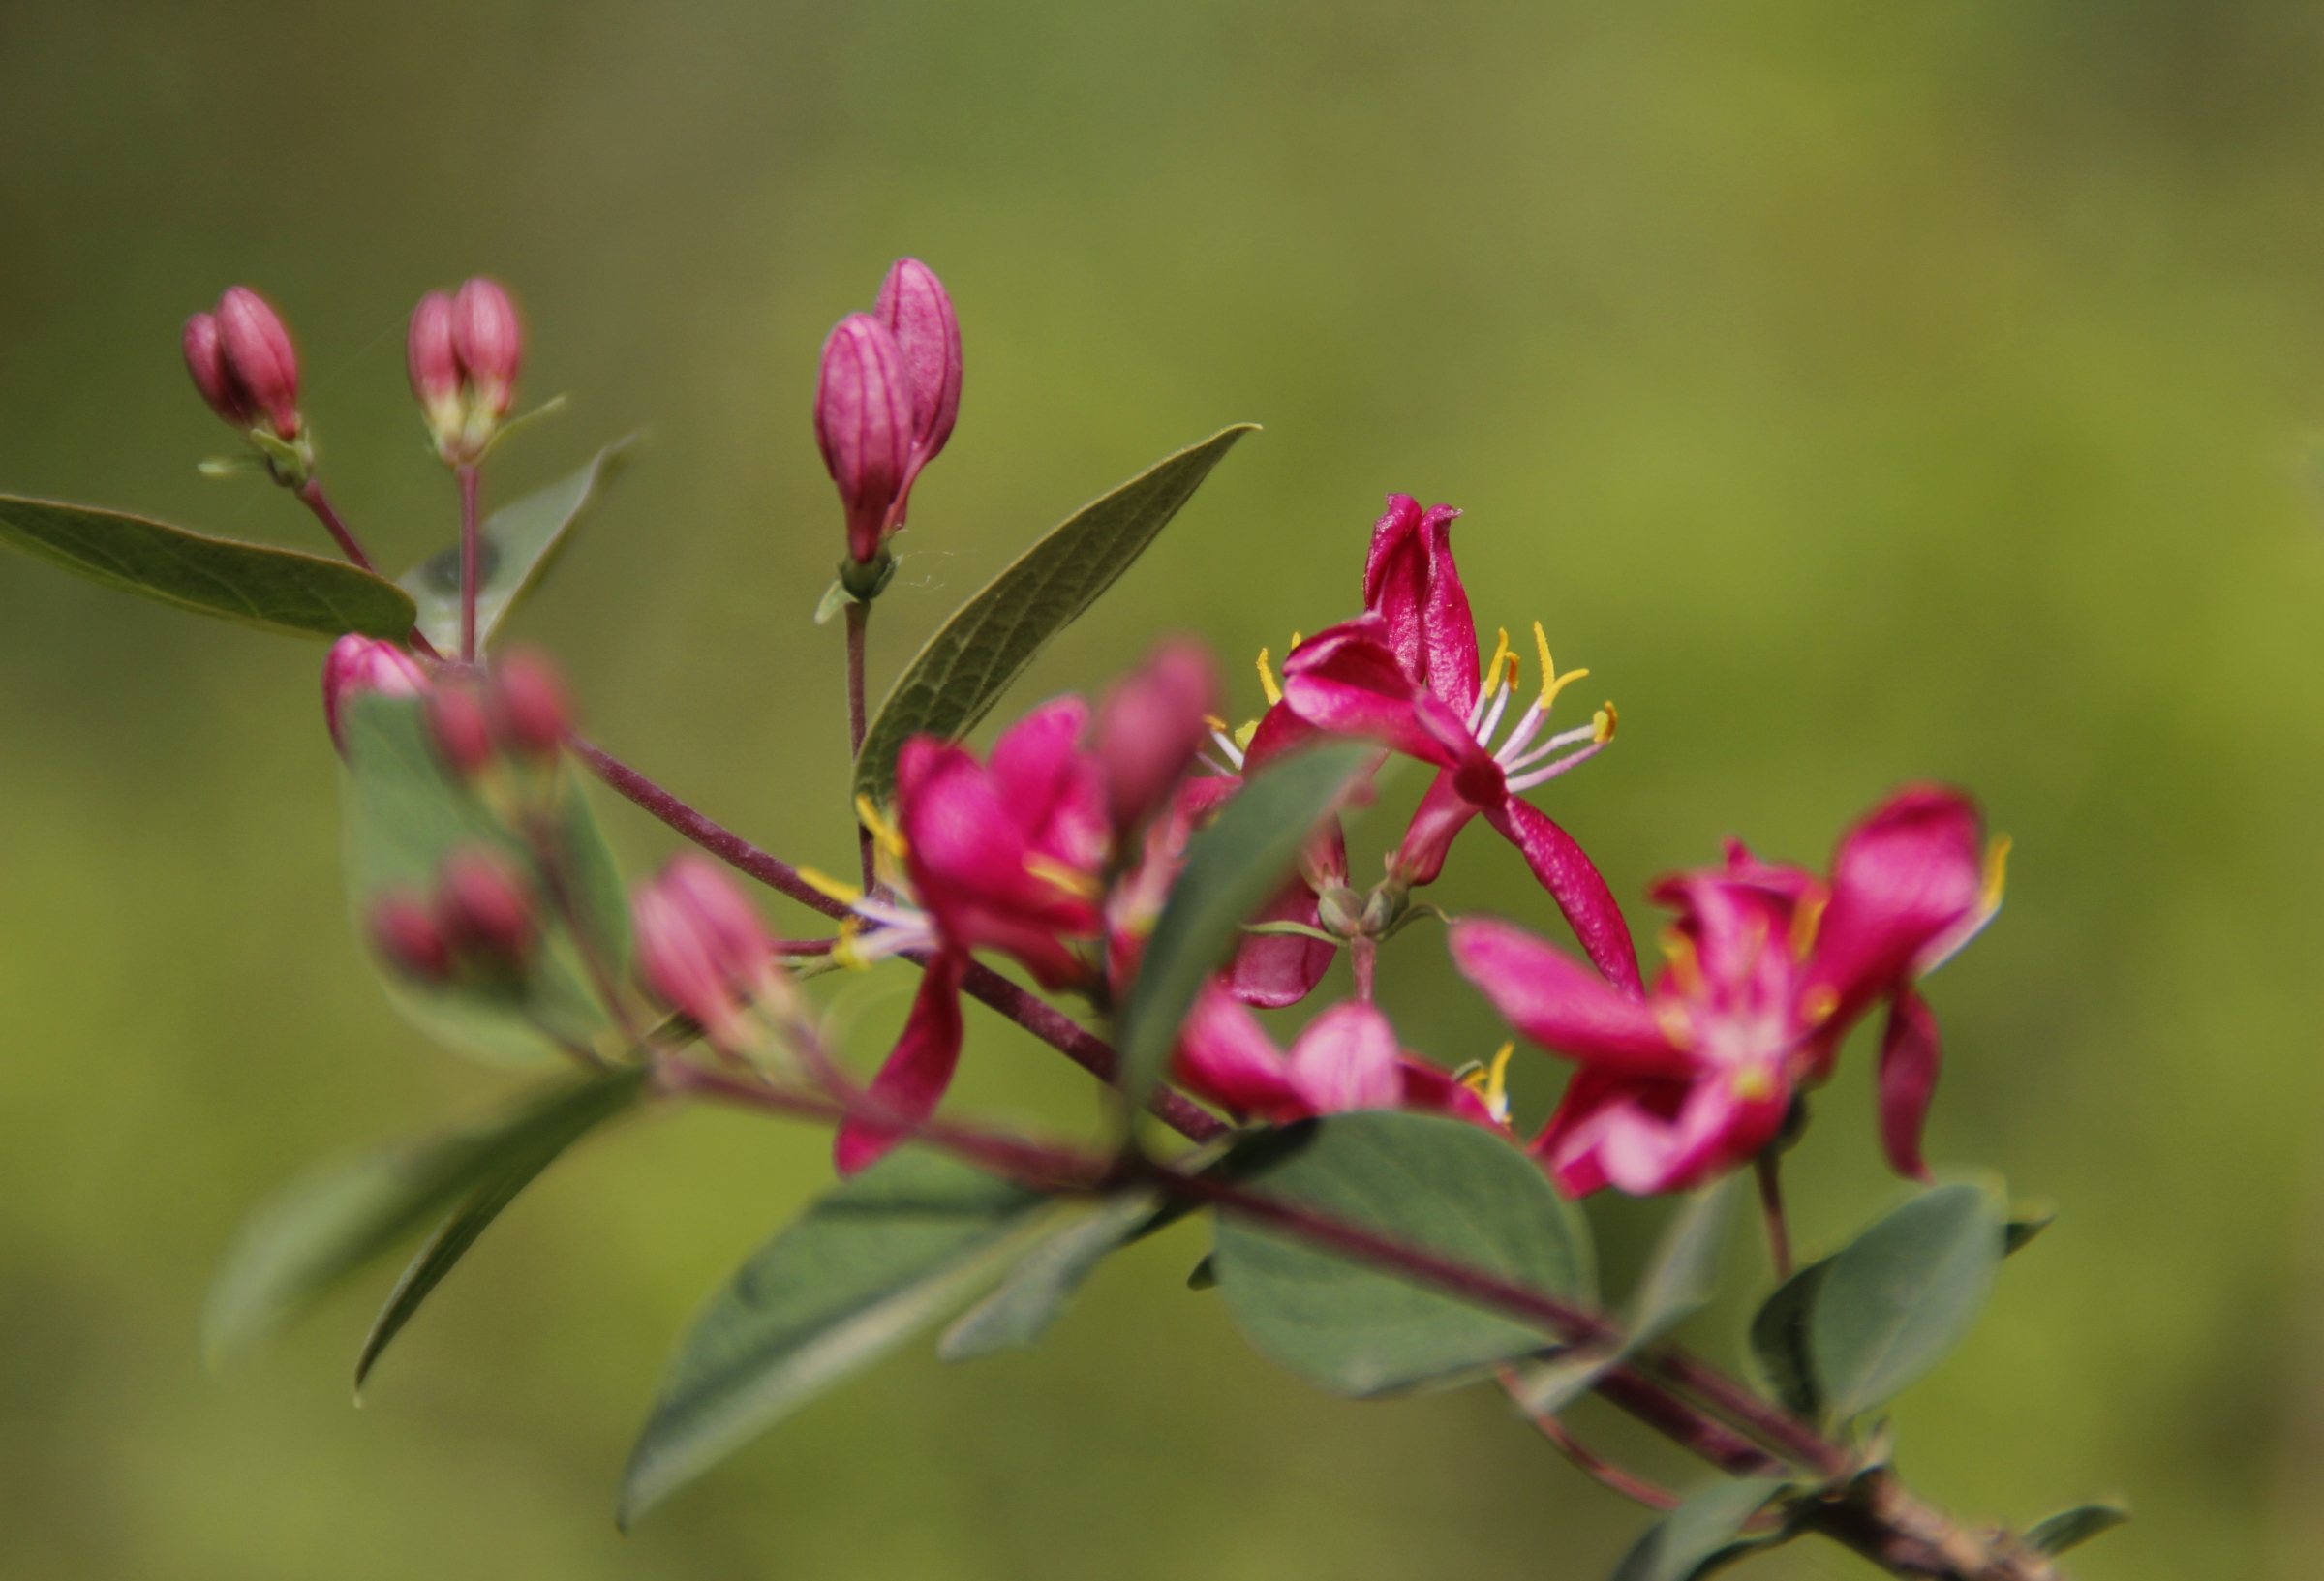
[1361,495,1481,714]
[1396,1056,1497,1125]
[1482,799,1645,995]
[1224,876,1338,1008]
[988,696,1094,831]
[1174,982,1307,1120]
[834,953,967,1176]
[1391,770,1482,886]
[1450,918,1687,1073]
[1806,785,1985,1022]
[1877,987,1942,1182]
[1280,616,1471,769]
[1240,700,1322,774]
[1284,1000,1405,1114]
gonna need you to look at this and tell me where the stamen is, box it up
[831,919,872,971]
[1502,721,1597,775]
[854,794,908,859]
[1533,622,1590,711]
[1798,984,1840,1025]
[1483,627,1513,692]
[1232,718,1260,752]
[1475,664,1517,745]
[1288,630,1303,651]
[795,867,864,904]
[1789,892,1829,960]
[1592,702,1618,744]
[1504,739,1606,793]
[1981,836,2011,916]
[1460,1041,1518,1125]
[1731,1067,1777,1102]
[1255,647,1282,708]
[1024,852,1103,899]
[1203,714,1229,733]
[1659,928,1703,995]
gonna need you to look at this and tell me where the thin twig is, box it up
[1495,1367,1680,1510]
[456,464,481,662]
[845,599,872,889]
[294,479,378,572]
[1756,1150,1793,1282]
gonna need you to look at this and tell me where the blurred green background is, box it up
[2,1,2321,1576]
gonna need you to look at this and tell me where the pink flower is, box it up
[634,855,784,1054]
[184,287,302,439]
[815,313,916,566]
[1173,983,1493,1127]
[321,634,431,757]
[1095,638,1220,835]
[1449,786,2004,1196]
[1279,495,1637,992]
[872,257,963,523]
[832,698,1112,1174]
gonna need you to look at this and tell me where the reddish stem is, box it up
[1494,1369,1681,1510]
[1756,1150,1793,1282]
[294,479,378,572]
[1351,938,1377,1001]
[845,599,872,889]
[457,464,482,662]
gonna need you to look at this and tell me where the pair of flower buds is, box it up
[322,634,569,774]
[184,279,524,469]
[814,258,963,574]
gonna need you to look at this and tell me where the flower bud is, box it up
[1097,639,1220,833]
[322,634,431,757]
[426,681,497,779]
[434,848,536,972]
[182,312,256,428]
[213,287,301,439]
[491,650,569,761]
[814,312,913,565]
[407,289,464,439]
[451,277,523,419]
[634,855,780,1049]
[369,892,453,983]
[873,258,963,503]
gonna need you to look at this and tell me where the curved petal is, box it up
[1284,1000,1405,1114]
[1361,495,1480,714]
[1482,799,1645,995]
[1280,617,1467,768]
[1395,1056,1498,1126]
[1390,771,1482,887]
[1240,701,1321,774]
[1449,918,1685,1072]
[1806,785,1985,1021]
[1591,1073,1788,1197]
[1877,987,1942,1183]
[1224,876,1339,1008]
[834,951,967,1176]
[1173,981,1306,1120]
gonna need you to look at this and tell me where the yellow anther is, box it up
[854,794,908,859]
[1732,1067,1778,1103]
[1981,835,2011,916]
[1255,647,1283,708]
[1655,1000,1697,1050]
[796,867,864,905]
[1460,1041,1518,1124]
[1503,650,1521,693]
[1024,852,1103,900]
[1533,622,1590,711]
[1289,630,1303,651]
[1789,891,1829,961]
[1483,627,1513,693]
[1233,718,1260,752]
[1592,702,1618,744]
[1799,984,1840,1026]
[1659,927,1703,995]
[1203,714,1230,734]
[831,919,872,971]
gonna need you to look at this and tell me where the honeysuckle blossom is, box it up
[827,697,1112,1174]
[633,855,794,1056]
[1279,495,1639,993]
[1450,785,2004,1196]
[1173,982,1493,1128]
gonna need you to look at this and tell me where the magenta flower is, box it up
[832,697,1112,1174]
[815,313,915,568]
[1173,983,1493,1128]
[872,257,963,524]
[321,634,431,757]
[633,855,785,1056]
[1280,495,1636,992]
[1449,785,2004,1196]
[185,287,302,439]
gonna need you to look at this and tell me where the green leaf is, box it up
[1610,1478,1795,1581]
[852,425,1256,804]
[0,494,416,640]
[2025,1502,2129,1556]
[2004,1200,2056,1256]
[1512,1177,1736,1416]
[813,578,853,626]
[619,1150,1052,1526]
[340,693,621,1063]
[1811,1180,2006,1421]
[1116,740,1374,1110]
[203,1065,647,1369]
[1210,1112,1596,1398]
[937,1188,1161,1360]
[1747,1257,1832,1422]
[401,435,639,653]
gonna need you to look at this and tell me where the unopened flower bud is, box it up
[492,650,569,760]
[435,848,536,972]
[426,682,496,779]
[369,892,452,983]
[814,312,913,565]
[634,854,781,1049]
[322,634,431,757]
[451,277,522,419]
[182,312,256,428]
[407,289,464,439]
[873,258,963,510]
[1097,639,1220,833]
[213,287,302,439]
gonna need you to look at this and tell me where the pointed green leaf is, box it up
[1512,1177,1736,1415]
[1210,1112,1596,1398]
[340,693,622,1063]
[1811,1180,2006,1421]
[1748,1257,1833,1423]
[852,425,1256,803]
[1610,1478,1795,1581]
[2025,1502,2128,1556]
[353,1062,646,1389]
[2004,1200,2056,1256]
[401,435,640,653]
[619,1150,1051,1526]
[203,1065,646,1368]
[938,1188,1161,1360]
[813,578,853,626]
[0,494,416,639]
[1116,740,1373,1110]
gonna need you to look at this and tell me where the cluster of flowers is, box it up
[272,252,2004,1205]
